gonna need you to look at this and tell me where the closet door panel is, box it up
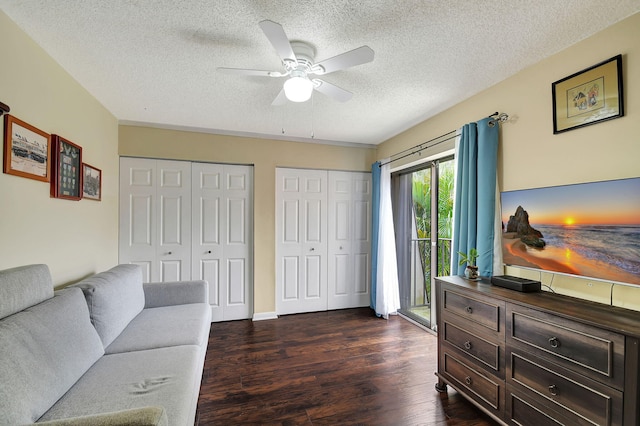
[221,165,253,321]
[119,158,159,281]
[276,168,327,315]
[327,171,371,309]
[352,173,371,306]
[156,160,191,281]
[192,163,225,320]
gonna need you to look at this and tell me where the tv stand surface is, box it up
[434,275,640,425]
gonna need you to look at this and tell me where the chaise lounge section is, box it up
[0,264,211,425]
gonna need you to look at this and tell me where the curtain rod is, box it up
[378,112,509,167]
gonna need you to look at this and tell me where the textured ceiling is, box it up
[1,1,639,146]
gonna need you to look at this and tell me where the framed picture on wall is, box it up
[82,163,102,201]
[51,135,82,200]
[3,114,51,182]
[552,54,623,134]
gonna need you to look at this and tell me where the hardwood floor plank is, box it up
[196,308,497,425]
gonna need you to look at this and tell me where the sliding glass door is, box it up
[391,156,454,328]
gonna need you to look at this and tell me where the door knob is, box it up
[310,247,315,251]
[167,251,172,255]
[207,250,212,254]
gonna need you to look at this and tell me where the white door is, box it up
[222,165,253,320]
[351,172,372,307]
[192,163,253,321]
[156,160,191,282]
[119,158,156,282]
[191,163,224,319]
[276,168,328,315]
[328,171,371,309]
[119,158,191,282]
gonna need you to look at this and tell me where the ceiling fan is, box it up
[218,20,374,105]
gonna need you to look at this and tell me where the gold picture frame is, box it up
[3,114,51,182]
[552,55,623,134]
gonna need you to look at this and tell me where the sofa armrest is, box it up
[143,280,208,308]
[33,406,167,426]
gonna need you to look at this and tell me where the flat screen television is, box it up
[500,177,640,286]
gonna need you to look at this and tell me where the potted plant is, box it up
[457,248,479,279]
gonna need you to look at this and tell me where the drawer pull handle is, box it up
[548,384,558,396]
[464,341,472,350]
[465,376,472,386]
[549,337,560,348]
[465,306,473,314]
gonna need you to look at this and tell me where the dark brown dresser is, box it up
[434,275,640,425]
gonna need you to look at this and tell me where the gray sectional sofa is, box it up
[0,264,211,425]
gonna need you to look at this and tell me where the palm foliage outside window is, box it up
[411,160,455,299]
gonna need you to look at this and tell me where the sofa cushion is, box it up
[0,264,54,320]
[105,303,211,354]
[35,406,168,426]
[72,264,145,348]
[38,346,201,426]
[0,288,104,425]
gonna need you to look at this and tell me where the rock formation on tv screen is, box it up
[505,206,545,248]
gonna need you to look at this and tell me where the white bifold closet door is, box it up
[119,158,192,283]
[276,168,371,315]
[191,162,253,322]
[276,168,328,315]
[120,157,253,321]
[327,171,371,309]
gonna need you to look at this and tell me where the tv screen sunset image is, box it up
[501,177,640,285]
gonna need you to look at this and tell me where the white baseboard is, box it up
[252,312,278,321]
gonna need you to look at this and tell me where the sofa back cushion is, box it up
[0,264,54,320]
[0,287,104,425]
[72,264,145,348]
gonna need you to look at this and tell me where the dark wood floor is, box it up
[196,308,497,425]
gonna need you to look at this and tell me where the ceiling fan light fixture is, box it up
[284,74,313,102]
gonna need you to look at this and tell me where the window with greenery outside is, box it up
[411,160,455,299]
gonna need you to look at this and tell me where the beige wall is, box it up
[378,12,640,308]
[0,11,119,286]
[119,126,376,314]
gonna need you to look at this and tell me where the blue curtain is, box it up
[452,118,499,277]
[370,161,381,309]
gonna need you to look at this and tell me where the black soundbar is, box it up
[491,275,541,292]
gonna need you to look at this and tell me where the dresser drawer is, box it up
[509,351,623,425]
[507,386,597,426]
[443,287,503,332]
[441,351,503,413]
[442,321,501,372]
[508,306,625,388]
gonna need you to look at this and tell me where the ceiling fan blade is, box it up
[259,20,297,65]
[271,89,287,106]
[312,79,353,103]
[312,46,374,75]
[217,67,285,77]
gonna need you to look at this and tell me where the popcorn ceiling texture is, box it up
[0,1,638,145]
